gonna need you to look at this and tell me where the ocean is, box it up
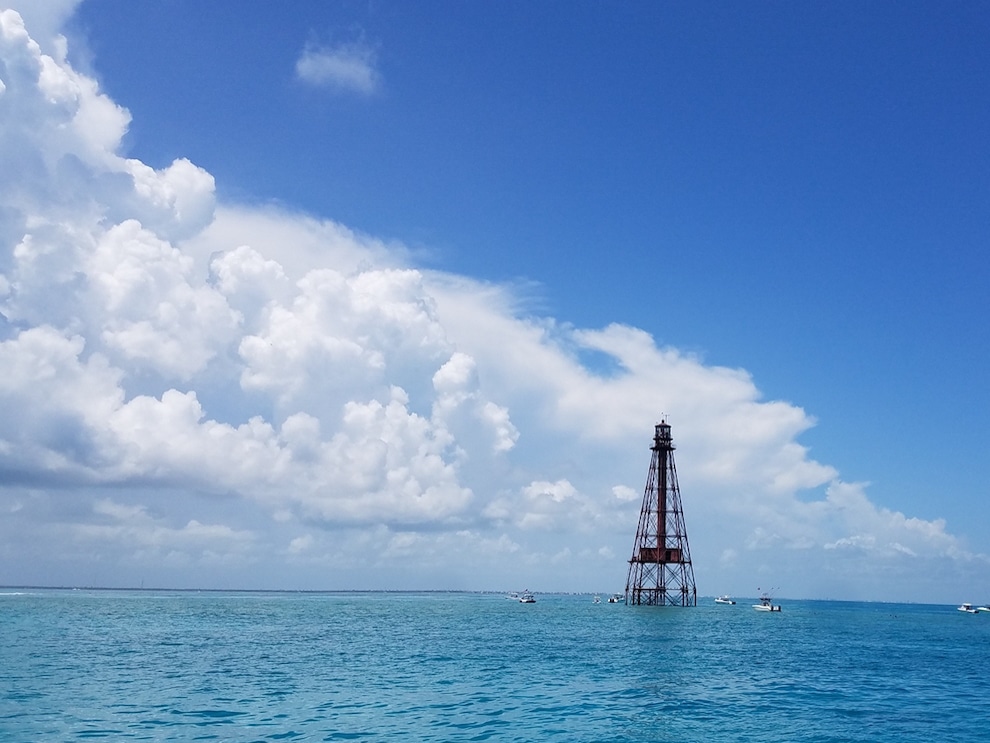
[2,589,988,742]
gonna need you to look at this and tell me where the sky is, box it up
[1,1,987,603]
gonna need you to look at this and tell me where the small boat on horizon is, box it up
[517,590,536,603]
[715,595,736,605]
[607,593,623,604]
[958,603,979,614]
[753,592,781,612]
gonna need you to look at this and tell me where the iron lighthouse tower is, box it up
[625,419,697,606]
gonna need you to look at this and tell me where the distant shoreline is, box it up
[0,586,952,605]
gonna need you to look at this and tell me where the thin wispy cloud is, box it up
[295,40,380,95]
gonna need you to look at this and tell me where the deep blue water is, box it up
[2,590,989,742]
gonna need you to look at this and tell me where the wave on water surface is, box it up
[1,591,988,742]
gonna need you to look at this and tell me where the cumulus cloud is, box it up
[295,39,380,95]
[0,8,983,600]
[77,498,256,561]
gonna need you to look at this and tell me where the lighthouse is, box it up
[624,419,697,606]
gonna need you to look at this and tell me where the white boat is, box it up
[958,603,979,613]
[978,605,990,613]
[607,593,623,604]
[592,594,601,604]
[517,591,536,603]
[753,593,781,612]
[715,595,736,605]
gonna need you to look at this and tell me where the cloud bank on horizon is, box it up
[0,7,984,600]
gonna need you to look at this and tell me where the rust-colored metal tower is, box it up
[625,419,697,606]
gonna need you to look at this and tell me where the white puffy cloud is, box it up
[0,326,121,479]
[0,8,983,601]
[0,8,125,173]
[821,480,962,558]
[295,40,380,95]
[238,266,451,417]
[91,219,239,378]
[431,352,519,455]
[122,157,216,240]
[5,0,79,57]
[77,498,256,561]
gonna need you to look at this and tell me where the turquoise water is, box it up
[2,590,989,742]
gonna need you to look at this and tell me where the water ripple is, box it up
[3,591,989,741]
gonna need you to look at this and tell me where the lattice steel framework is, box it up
[624,420,697,606]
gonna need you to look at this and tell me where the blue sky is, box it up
[1,1,987,602]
